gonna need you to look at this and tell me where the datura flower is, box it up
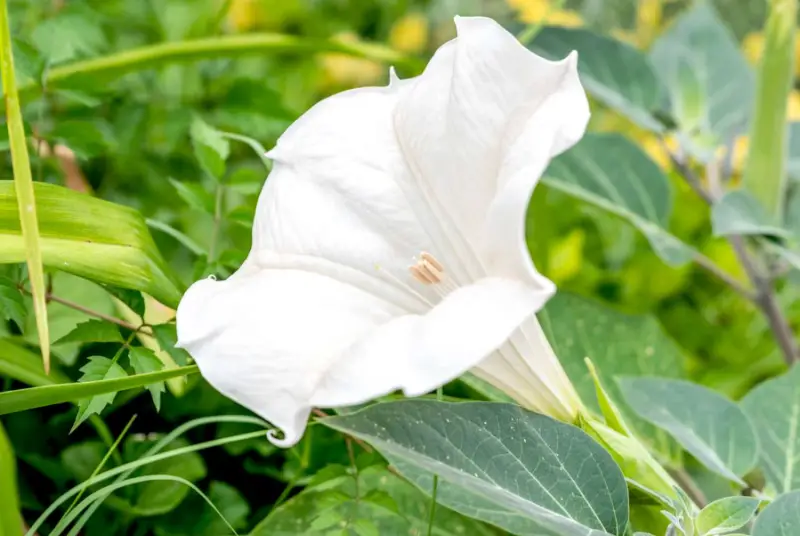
[176,16,589,447]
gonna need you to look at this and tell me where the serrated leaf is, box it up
[650,2,754,157]
[529,26,664,131]
[751,490,800,535]
[696,496,761,535]
[0,181,184,307]
[711,190,790,238]
[105,286,146,318]
[0,275,25,328]
[191,117,230,180]
[151,323,189,367]
[128,347,165,411]
[324,400,629,536]
[741,364,800,493]
[72,356,128,431]
[54,319,123,345]
[618,378,758,484]
[543,133,693,266]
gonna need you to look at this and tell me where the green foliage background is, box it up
[2,0,799,534]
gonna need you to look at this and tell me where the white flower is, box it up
[176,16,589,447]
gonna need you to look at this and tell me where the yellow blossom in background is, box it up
[320,33,383,88]
[743,31,800,73]
[641,134,678,170]
[227,0,261,32]
[636,0,662,47]
[729,92,800,171]
[547,228,585,284]
[389,12,428,54]
[506,0,583,27]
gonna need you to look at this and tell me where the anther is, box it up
[408,252,445,285]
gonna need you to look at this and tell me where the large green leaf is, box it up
[711,190,791,238]
[0,364,198,415]
[0,337,70,387]
[618,378,758,484]
[751,490,800,536]
[324,400,629,536]
[529,26,664,131]
[250,465,498,536]
[0,181,184,307]
[650,2,754,158]
[542,133,693,266]
[539,293,685,464]
[741,364,800,494]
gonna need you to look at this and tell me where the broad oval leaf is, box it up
[0,181,184,307]
[323,400,629,536]
[618,378,758,484]
[696,496,761,535]
[650,3,754,157]
[751,490,800,536]
[529,26,665,131]
[543,133,693,266]
[741,364,800,494]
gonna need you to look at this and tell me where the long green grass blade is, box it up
[0,421,20,536]
[0,0,49,372]
[0,365,198,414]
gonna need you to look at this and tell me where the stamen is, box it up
[375,263,434,307]
[420,251,444,272]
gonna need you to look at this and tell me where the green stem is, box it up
[0,0,50,372]
[11,33,423,102]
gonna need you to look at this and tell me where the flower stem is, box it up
[12,34,423,103]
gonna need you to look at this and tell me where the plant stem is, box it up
[11,33,422,103]
[18,285,142,332]
[667,145,798,365]
[0,0,50,372]
[669,468,707,508]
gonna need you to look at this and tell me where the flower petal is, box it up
[394,16,589,282]
[176,268,553,447]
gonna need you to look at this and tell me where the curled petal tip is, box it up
[267,427,300,448]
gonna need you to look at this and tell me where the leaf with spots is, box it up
[741,364,800,494]
[543,133,693,266]
[324,400,629,536]
[538,293,685,465]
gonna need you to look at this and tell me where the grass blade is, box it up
[0,365,199,415]
[0,421,20,536]
[0,0,49,372]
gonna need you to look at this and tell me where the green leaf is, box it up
[711,190,791,238]
[190,117,230,180]
[31,11,107,64]
[72,356,129,431]
[128,347,165,411]
[154,481,250,536]
[786,123,800,181]
[696,496,761,535]
[0,276,24,328]
[323,400,629,536]
[539,293,685,463]
[741,0,797,219]
[113,436,207,516]
[0,364,198,415]
[0,338,69,387]
[54,319,123,345]
[151,323,190,367]
[741,364,800,494]
[543,133,693,266]
[650,2,754,157]
[529,26,664,131]
[169,178,215,214]
[0,421,20,536]
[0,181,184,307]
[751,490,800,535]
[618,378,758,484]
[251,465,497,536]
[105,287,145,318]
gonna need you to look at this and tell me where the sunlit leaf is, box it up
[696,496,761,535]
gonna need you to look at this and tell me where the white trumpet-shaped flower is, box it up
[176,16,589,447]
